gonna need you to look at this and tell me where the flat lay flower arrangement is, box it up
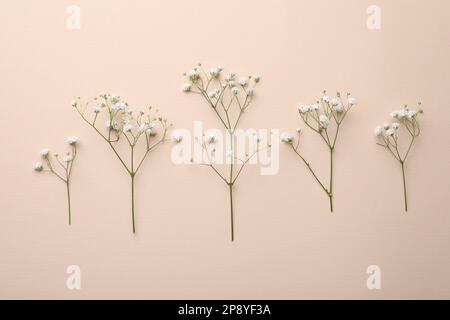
[182,64,265,241]
[71,93,171,233]
[34,136,79,225]
[374,104,424,212]
[281,91,356,212]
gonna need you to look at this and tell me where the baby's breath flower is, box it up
[298,104,310,114]
[225,73,236,82]
[385,128,395,136]
[123,124,133,133]
[310,103,319,111]
[70,100,77,108]
[67,136,78,145]
[40,148,50,157]
[209,67,220,78]
[93,106,101,113]
[239,77,249,86]
[347,97,357,105]
[34,162,44,172]
[231,87,240,96]
[246,88,255,96]
[112,102,126,111]
[374,126,383,137]
[319,114,330,128]
[281,132,293,143]
[63,154,73,162]
[189,69,200,82]
[392,122,401,129]
[182,83,192,92]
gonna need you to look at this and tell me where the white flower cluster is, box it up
[73,92,168,141]
[182,64,260,100]
[282,91,356,145]
[34,136,78,172]
[374,105,423,138]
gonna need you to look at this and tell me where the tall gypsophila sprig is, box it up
[182,63,263,241]
[34,136,79,225]
[374,103,424,212]
[71,93,172,234]
[281,91,357,212]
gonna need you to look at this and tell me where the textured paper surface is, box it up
[0,0,449,299]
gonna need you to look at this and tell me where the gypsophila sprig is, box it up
[72,93,172,234]
[374,103,424,212]
[33,137,79,225]
[282,91,357,212]
[182,63,264,241]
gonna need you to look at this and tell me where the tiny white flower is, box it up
[70,100,77,108]
[298,104,310,114]
[34,162,44,172]
[99,92,108,99]
[189,68,200,82]
[390,111,399,118]
[407,110,417,119]
[231,87,239,96]
[392,122,401,129]
[123,124,133,133]
[280,132,293,144]
[321,95,330,103]
[111,95,120,103]
[225,73,236,82]
[63,153,73,162]
[40,148,50,157]
[171,131,183,143]
[227,80,237,88]
[182,83,192,92]
[296,128,301,133]
[93,106,101,113]
[209,67,220,78]
[397,110,407,119]
[385,128,396,136]
[310,103,320,111]
[63,154,73,162]
[217,65,224,72]
[347,97,357,105]
[67,136,78,145]
[383,123,390,129]
[374,126,383,137]
[138,123,148,132]
[246,88,255,96]
[239,77,249,86]
[319,115,330,128]
[208,90,218,99]
[112,102,126,111]
[253,76,261,83]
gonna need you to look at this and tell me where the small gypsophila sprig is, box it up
[182,63,264,241]
[34,136,79,225]
[281,91,357,212]
[72,93,172,234]
[374,103,424,212]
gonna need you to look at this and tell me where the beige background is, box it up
[0,0,449,299]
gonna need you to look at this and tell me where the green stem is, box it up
[66,181,72,225]
[229,183,234,242]
[401,162,408,212]
[131,175,136,233]
[329,147,334,213]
